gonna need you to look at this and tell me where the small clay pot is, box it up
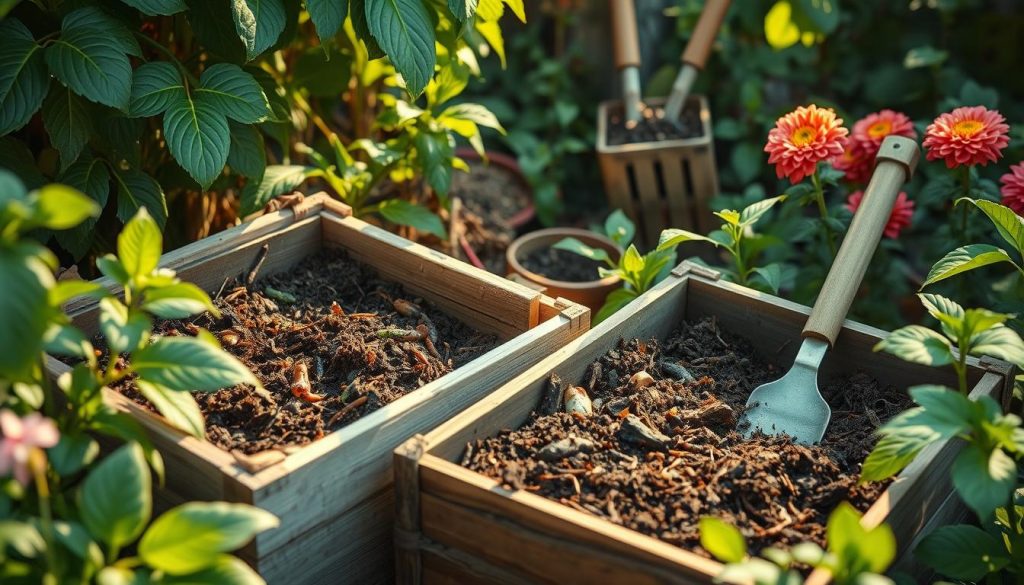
[507,228,622,312]
[454,148,536,229]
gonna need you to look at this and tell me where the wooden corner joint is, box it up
[554,297,589,330]
[671,260,721,280]
[396,434,429,463]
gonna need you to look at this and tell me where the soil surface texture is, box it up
[451,158,532,274]
[520,247,603,282]
[111,249,497,454]
[462,318,907,556]
[606,102,704,146]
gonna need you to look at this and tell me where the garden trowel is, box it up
[611,0,643,126]
[740,136,920,444]
[662,0,732,124]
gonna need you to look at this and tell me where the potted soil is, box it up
[393,262,1015,584]
[448,148,536,274]
[506,227,622,312]
[46,194,590,584]
[596,96,719,248]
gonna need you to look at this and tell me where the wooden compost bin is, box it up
[393,261,1016,585]
[44,193,590,584]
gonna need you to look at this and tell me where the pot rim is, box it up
[454,147,536,229]
[507,227,623,290]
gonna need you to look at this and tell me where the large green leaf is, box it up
[63,7,141,58]
[112,166,168,228]
[163,94,231,188]
[227,121,266,181]
[132,335,258,391]
[231,0,287,61]
[54,156,110,259]
[414,131,453,197]
[42,87,92,171]
[142,282,218,319]
[117,206,162,278]
[139,502,278,574]
[377,199,446,239]
[46,24,132,109]
[952,443,1016,519]
[873,325,954,367]
[740,195,787,227]
[349,0,385,59]
[961,198,1024,255]
[365,0,436,95]
[916,525,1010,581]
[923,244,1016,287]
[657,228,720,252]
[137,380,205,439]
[240,164,310,215]
[0,247,52,380]
[120,0,187,15]
[448,0,477,21]
[79,443,151,550]
[307,0,349,39]
[970,325,1024,367]
[128,62,185,118]
[31,183,100,230]
[195,63,270,124]
[0,19,49,135]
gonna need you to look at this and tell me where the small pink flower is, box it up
[852,109,917,150]
[846,190,915,239]
[833,142,873,184]
[1001,162,1024,215]
[765,104,849,184]
[0,410,59,486]
[923,106,1010,168]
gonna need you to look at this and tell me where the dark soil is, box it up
[451,158,533,274]
[520,247,602,282]
[110,249,498,454]
[462,318,908,556]
[606,102,704,147]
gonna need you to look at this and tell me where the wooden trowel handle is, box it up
[611,0,641,69]
[681,0,732,69]
[802,136,920,346]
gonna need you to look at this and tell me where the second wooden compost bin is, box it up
[45,194,590,584]
[393,262,1015,585]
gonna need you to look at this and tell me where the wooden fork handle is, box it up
[681,0,731,69]
[611,0,641,69]
[802,136,920,346]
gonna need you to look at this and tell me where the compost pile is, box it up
[451,158,532,273]
[462,318,907,555]
[112,249,497,454]
[606,103,704,146]
[520,247,603,282]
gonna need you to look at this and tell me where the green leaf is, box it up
[96,254,131,285]
[414,131,453,196]
[49,279,105,306]
[120,0,187,15]
[916,524,1009,581]
[32,183,100,230]
[0,19,49,135]
[118,206,163,278]
[240,164,310,215]
[63,7,141,58]
[163,94,231,188]
[186,0,247,63]
[158,554,266,584]
[137,380,205,439]
[128,61,185,118]
[0,247,53,380]
[231,0,287,61]
[621,244,644,275]
[140,502,278,574]
[970,325,1024,367]
[448,0,477,20]
[923,244,1016,288]
[132,336,258,392]
[54,156,110,258]
[195,64,270,124]
[307,0,349,39]
[552,237,611,265]
[365,0,436,95]
[142,283,218,319]
[827,502,895,575]
[594,287,639,324]
[377,199,446,239]
[42,87,91,171]
[793,0,840,35]
[904,45,948,69]
[657,228,720,252]
[604,209,635,247]
[751,263,783,294]
[907,385,974,436]
[960,198,1024,255]
[51,520,103,566]
[917,293,964,340]
[113,166,168,228]
[873,325,954,367]
[47,433,99,476]
[46,24,132,109]
[43,322,93,357]
[227,122,266,181]
[99,297,151,353]
[0,520,45,559]
[699,517,746,563]
[294,45,353,97]
[952,443,1016,519]
[439,103,504,133]
[349,0,385,59]
[741,195,787,227]
[80,443,151,550]
[861,425,934,482]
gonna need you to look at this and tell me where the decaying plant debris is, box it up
[110,249,497,454]
[462,318,908,555]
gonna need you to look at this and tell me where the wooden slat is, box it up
[632,158,666,247]
[685,148,718,234]
[421,547,524,585]
[660,152,691,230]
[394,435,428,584]
[320,213,540,334]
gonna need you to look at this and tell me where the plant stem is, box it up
[132,32,199,86]
[955,340,969,395]
[291,91,335,142]
[811,169,837,256]
[32,451,59,579]
[959,166,971,241]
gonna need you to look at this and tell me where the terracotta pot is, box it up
[454,148,536,228]
[507,228,622,312]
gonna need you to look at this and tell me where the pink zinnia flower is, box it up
[1001,162,1024,215]
[852,109,917,150]
[846,190,915,238]
[0,410,59,486]
[833,143,873,184]
[923,106,1010,168]
[765,105,849,184]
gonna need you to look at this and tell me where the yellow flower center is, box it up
[867,121,892,139]
[952,119,984,138]
[791,126,818,147]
